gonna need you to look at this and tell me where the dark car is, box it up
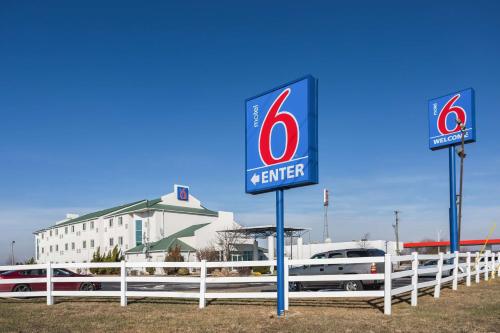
[289,248,385,291]
[0,268,101,292]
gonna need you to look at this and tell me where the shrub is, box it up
[196,246,220,273]
[90,246,124,275]
[177,267,189,276]
[196,246,220,262]
[238,266,251,276]
[252,266,271,275]
[163,245,184,275]
[146,266,156,275]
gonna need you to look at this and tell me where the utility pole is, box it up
[11,241,15,265]
[456,118,467,248]
[323,189,331,242]
[393,211,400,255]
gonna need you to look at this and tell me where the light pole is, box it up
[393,211,400,255]
[456,118,467,248]
[11,241,15,265]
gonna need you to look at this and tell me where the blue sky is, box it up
[1,1,499,261]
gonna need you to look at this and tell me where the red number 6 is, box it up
[437,94,466,135]
[259,88,299,165]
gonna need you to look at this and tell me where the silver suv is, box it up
[289,248,385,291]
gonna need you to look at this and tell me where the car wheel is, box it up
[343,280,363,292]
[288,282,303,291]
[13,284,31,292]
[79,283,95,291]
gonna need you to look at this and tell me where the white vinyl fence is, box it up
[0,250,498,315]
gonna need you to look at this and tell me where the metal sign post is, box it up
[428,88,475,253]
[245,76,318,316]
[276,189,285,315]
[448,146,459,252]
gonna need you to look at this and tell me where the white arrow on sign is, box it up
[251,173,260,185]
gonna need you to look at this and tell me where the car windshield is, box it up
[367,249,385,257]
[54,269,71,276]
[346,250,370,257]
[311,253,326,259]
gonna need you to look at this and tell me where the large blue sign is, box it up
[428,88,476,150]
[245,76,318,194]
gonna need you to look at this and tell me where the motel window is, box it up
[71,242,75,250]
[50,230,52,237]
[83,241,86,249]
[65,243,68,251]
[41,233,44,240]
[71,225,75,233]
[135,220,143,246]
[118,236,123,245]
[55,229,58,236]
[50,246,53,253]
[65,227,68,234]
[55,245,59,251]
[83,223,86,231]
[118,217,123,226]
[90,221,94,229]
[90,240,94,248]
[109,218,113,227]
[109,238,114,246]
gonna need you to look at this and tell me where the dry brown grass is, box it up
[0,279,499,333]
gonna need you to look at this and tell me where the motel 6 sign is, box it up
[245,76,319,194]
[428,88,476,150]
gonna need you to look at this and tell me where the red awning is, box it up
[404,239,500,248]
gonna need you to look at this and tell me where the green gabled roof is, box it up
[108,200,218,217]
[107,198,162,216]
[126,223,210,254]
[34,200,144,233]
[150,203,218,217]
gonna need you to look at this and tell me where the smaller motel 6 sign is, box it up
[245,76,319,194]
[428,88,476,150]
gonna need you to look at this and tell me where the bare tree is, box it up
[216,226,243,261]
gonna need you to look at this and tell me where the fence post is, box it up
[284,257,289,311]
[484,251,489,281]
[475,252,480,284]
[120,260,127,307]
[46,261,53,305]
[411,252,418,307]
[383,253,392,315]
[452,251,459,290]
[466,252,471,287]
[199,260,207,309]
[434,253,443,298]
[491,252,496,279]
[497,252,500,276]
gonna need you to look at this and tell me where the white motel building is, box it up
[34,185,257,264]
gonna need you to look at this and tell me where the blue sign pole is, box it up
[448,146,459,252]
[276,189,285,316]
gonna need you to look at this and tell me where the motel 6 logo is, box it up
[245,76,318,194]
[428,88,476,151]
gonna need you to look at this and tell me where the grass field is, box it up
[0,279,499,333]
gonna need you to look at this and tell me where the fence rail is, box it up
[0,250,498,315]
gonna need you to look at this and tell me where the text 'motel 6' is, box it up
[245,76,318,194]
[428,88,476,150]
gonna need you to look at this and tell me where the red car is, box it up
[0,268,101,292]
